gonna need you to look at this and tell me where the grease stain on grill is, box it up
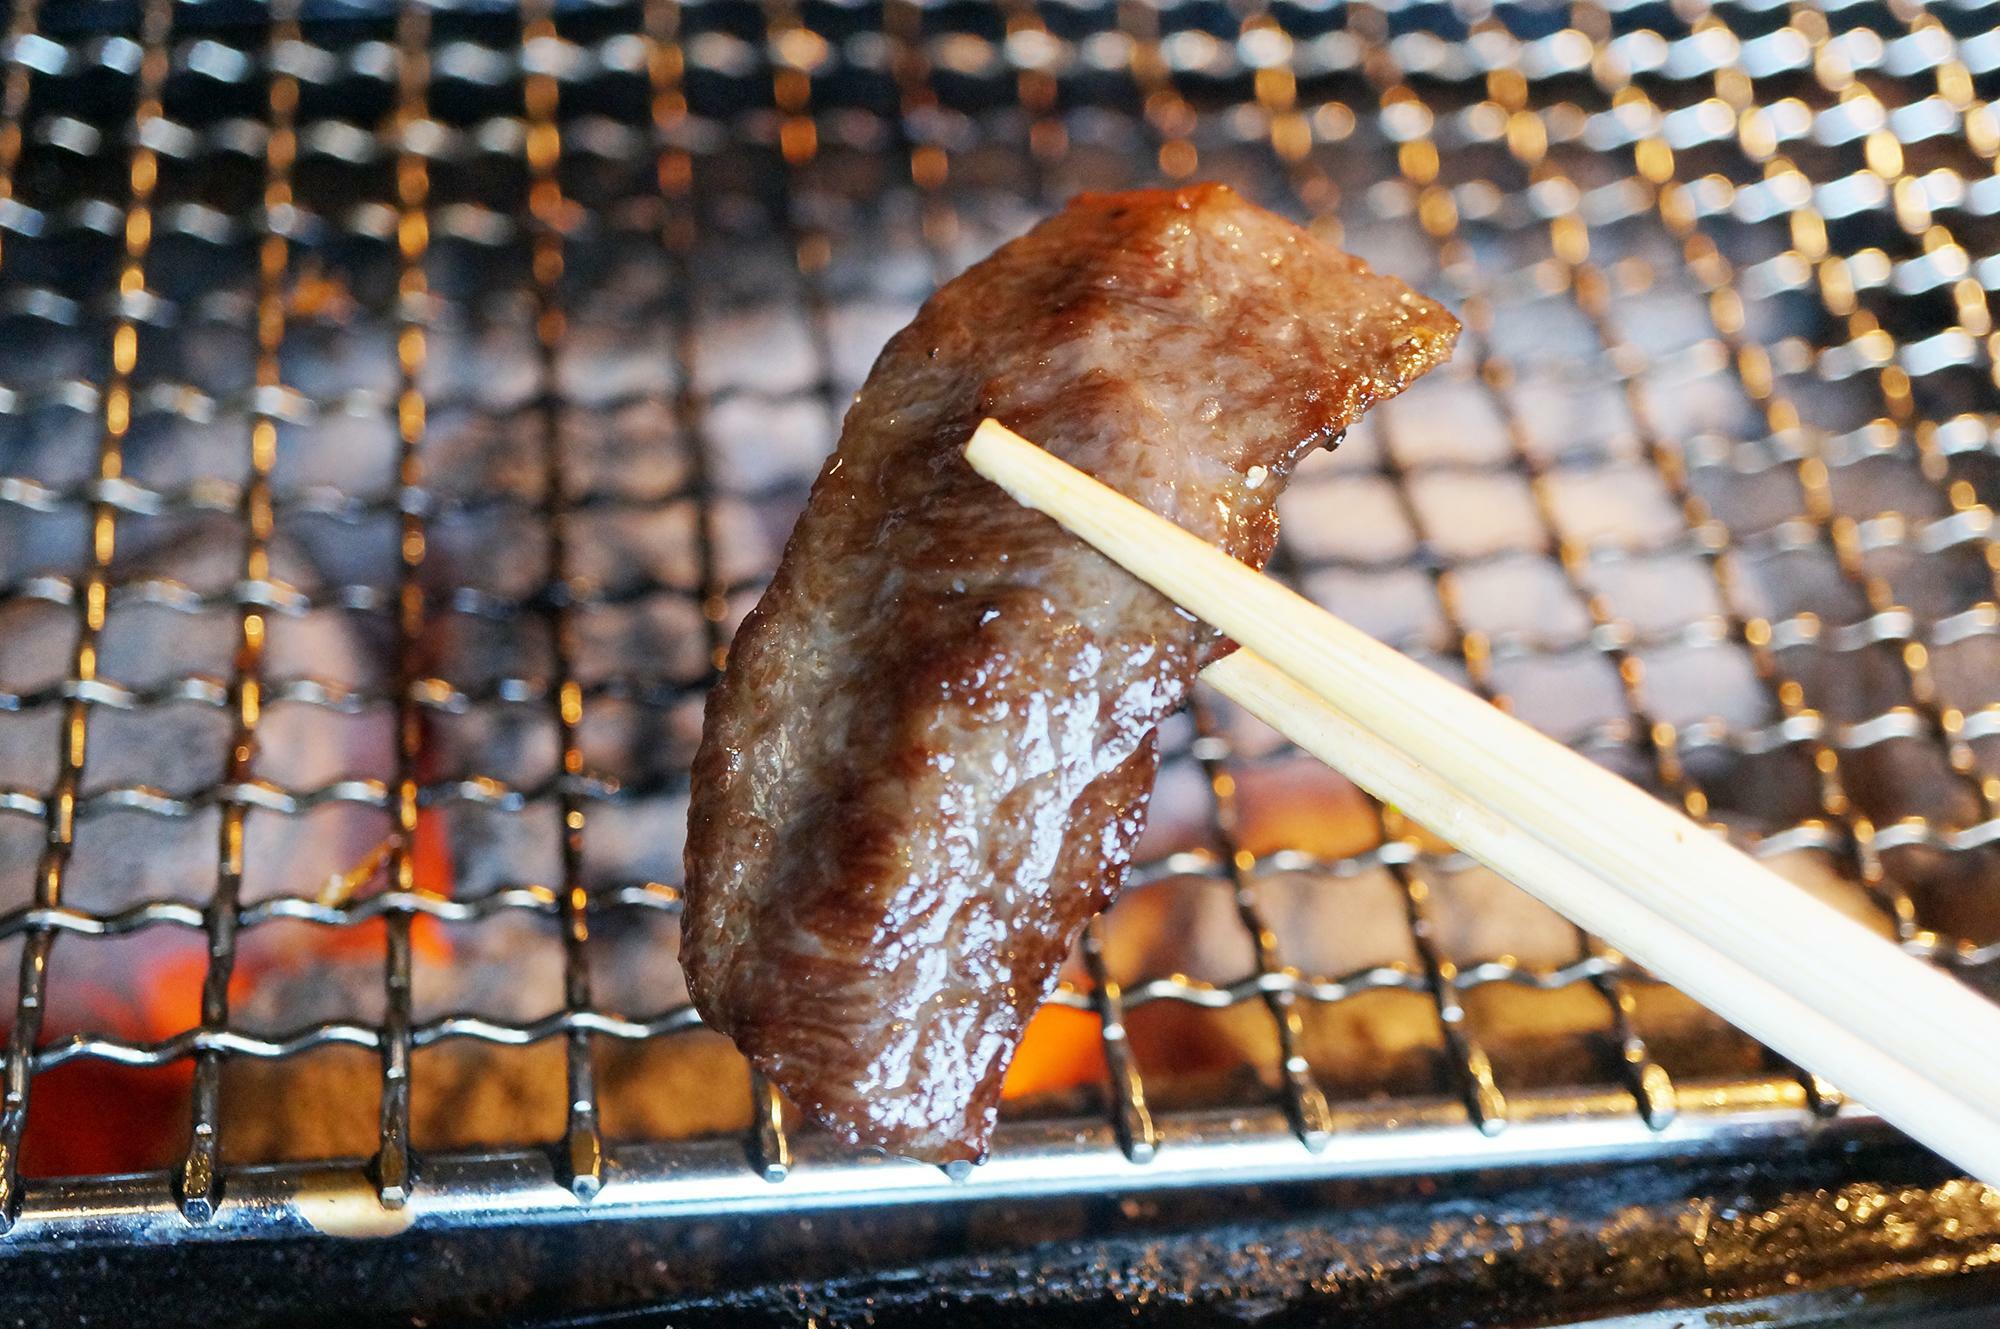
[287,1167,417,1241]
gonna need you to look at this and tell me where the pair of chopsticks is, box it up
[964,418,2000,1186]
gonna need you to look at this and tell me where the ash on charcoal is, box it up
[0,512,390,914]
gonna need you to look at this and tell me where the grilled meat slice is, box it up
[683,183,1458,1162]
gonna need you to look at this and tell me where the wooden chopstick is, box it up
[965,418,2000,1185]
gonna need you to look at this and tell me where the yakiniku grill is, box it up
[0,0,1996,1322]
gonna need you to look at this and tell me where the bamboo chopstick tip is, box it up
[965,417,1022,469]
[965,418,1057,513]
[966,417,1015,449]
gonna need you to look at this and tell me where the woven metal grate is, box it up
[0,0,1995,1246]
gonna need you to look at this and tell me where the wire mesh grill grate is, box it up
[0,0,1995,1243]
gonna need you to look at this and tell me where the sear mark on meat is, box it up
[683,183,1459,1163]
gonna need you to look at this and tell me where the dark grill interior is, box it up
[0,0,1994,1248]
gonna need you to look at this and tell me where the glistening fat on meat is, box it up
[682,184,1460,1163]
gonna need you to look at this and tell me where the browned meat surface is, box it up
[683,183,1458,1163]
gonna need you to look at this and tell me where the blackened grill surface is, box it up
[683,184,1457,1162]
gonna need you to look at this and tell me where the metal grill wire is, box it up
[0,0,1992,1234]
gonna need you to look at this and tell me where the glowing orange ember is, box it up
[264,809,458,969]
[1230,759,1379,860]
[20,935,207,1177]
[16,809,459,1176]
[284,266,356,321]
[1000,1003,1106,1100]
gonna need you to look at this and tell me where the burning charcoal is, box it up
[1300,566,1451,659]
[572,596,710,692]
[119,410,256,507]
[690,305,818,399]
[580,796,691,896]
[1407,470,1544,562]
[0,381,85,483]
[220,913,560,1158]
[565,398,690,499]
[0,512,391,915]
[0,504,91,588]
[422,397,695,511]
[416,439,770,900]
[233,911,567,1034]
[554,252,681,409]
[565,503,708,598]
[221,1033,755,1162]
[220,909,747,1159]
[1279,472,1421,567]
[420,298,543,417]
[423,406,548,508]
[1380,374,1511,468]
[825,299,921,398]
[704,393,833,495]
